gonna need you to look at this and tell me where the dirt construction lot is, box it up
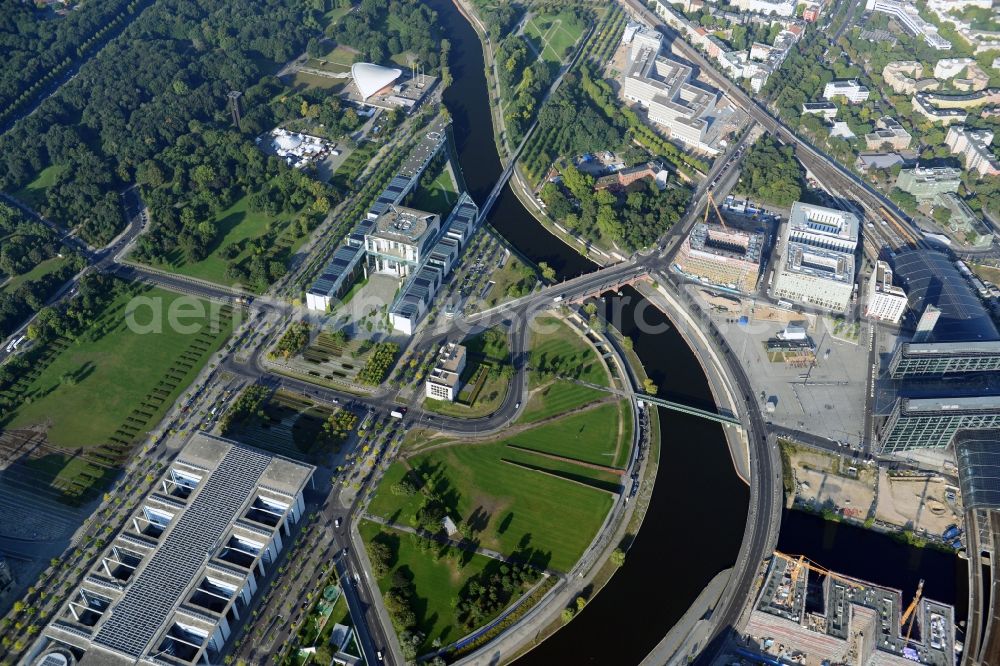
[784,444,876,521]
[875,470,962,536]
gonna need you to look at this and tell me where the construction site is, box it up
[745,553,956,666]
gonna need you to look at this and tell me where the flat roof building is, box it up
[896,166,961,200]
[802,101,838,119]
[882,61,939,94]
[865,116,912,150]
[822,80,870,103]
[747,554,955,665]
[425,342,467,401]
[879,396,1000,453]
[865,261,908,323]
[865,0,952,49]
[890,340,1000,377]
[622,48,719,151]
[26,434,315,666]
[365,205,441,278]
[673,222,764,294]
[771,202,859,312]
[389,193,480,335]
[913,94,969,124]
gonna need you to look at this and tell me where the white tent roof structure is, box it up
[351,62,403,100]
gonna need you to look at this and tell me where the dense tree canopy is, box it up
[735,136,803,207]
[0,0,325,245]
[331,0,441,69]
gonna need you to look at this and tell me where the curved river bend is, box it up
[425,0,967,661]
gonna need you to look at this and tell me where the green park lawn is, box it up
[408,163,458,217]
[6,287,233,448]
[367,438,615,572]
[528,315,610,389]
[145,193,293,287]
[505,401,624,467]
[14,164,66,209]
[523,10,587,70]
[360,520,497,652]
[519,380,606,423]
[1,256,70,295]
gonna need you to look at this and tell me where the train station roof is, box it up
[890,249,998,342]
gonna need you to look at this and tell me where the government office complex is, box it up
[25,435,314,666]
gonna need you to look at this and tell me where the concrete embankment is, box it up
[637,280,751,484]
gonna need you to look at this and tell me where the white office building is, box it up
[25,434,315,666]
[623,47,718,150]
[772,202,859,312]
[823,80,870,103]
[727,0,796,16]
[425,342,467,401]
[865,0,952,49]
[865,261,908,323]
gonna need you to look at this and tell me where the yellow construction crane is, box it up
[901,579,924,645]
[703,192,727,230]
[784,555,806,606]
[774,552,866,591]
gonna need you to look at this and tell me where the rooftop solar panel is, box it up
[93,446,271,658]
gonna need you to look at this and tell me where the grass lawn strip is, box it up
[502,400,622,467]
[519,379,606,423]
[366,438,613,572]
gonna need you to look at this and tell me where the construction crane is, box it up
[703,192,728,230]
[785,555,806,606]
[901,579,924,645]
[774,551,866,591]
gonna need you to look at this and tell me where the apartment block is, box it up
[865,0,952,49]
[945,126,1000,177]
[864,117,912,150]
[823,80,869,103]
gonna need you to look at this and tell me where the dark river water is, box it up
[425,0,967,660]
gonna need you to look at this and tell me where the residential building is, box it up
[922,89,1000,109]
[25,434,315,666]
[934,57,975,79]
[864,0,952,49]
[946,125,1000,176]
[823,79,870,103]
[425,342,467,401]
[912,94,969,124]
[771,202,859,312]
[882,61,938,94]
[672,222,765,293]
[953,64,990,91]
[865,261,907,323]
[802,3,821,21]
[623,48,718,150]
[802,101,838,120]
[927,0,1000,53]
[895,166,961,200]
[864,117,912,150]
